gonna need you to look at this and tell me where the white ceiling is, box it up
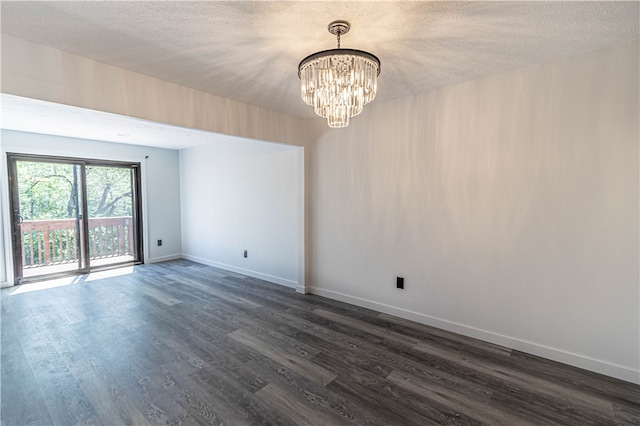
[1,1,638,147]
[1,93,236,150]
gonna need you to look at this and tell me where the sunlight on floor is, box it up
[9,266,135,295]
[84,266,135,282]
[9,276,81,295]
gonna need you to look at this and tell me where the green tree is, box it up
[17,161,133,220]
[85,166,132,217]
[18,161,77,220]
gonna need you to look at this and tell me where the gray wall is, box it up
[180,135,302,289]
[310,41,639,383]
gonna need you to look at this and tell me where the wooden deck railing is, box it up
[21,216,134,268]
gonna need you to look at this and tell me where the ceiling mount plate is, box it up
[328,20,350,36]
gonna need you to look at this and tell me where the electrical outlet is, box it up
[157,239,162,246]
[396,277,404,289]
[243,250,248,258]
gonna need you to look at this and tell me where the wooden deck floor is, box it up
[22,254,135,278]
[1,259,638,425]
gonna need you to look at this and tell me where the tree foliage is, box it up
[17,161,133,220]
[85,165,133,217]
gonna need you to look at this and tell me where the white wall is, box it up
[311,41,639,383]
[180,135,302,289]
[0,130,182,285]
[1,35,314,148]
[0,175,6,284]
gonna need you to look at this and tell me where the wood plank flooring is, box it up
[1,259,638,425]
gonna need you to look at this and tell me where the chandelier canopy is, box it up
[298,20,381,128]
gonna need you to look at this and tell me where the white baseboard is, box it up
[181,254,297,289]
[309,286,640,385]
[0,281,11,288]
[146,254,182,264]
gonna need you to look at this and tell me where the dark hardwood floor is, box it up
[1,259,638,425]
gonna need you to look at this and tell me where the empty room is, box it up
[1,2,638,425]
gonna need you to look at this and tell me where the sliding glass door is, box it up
[85,164,139,268]
[9,158,86,279]
[8,154,143,284]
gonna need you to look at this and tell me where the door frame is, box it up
[7,153,144,284]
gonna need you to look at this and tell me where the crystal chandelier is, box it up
[298,20,381,128]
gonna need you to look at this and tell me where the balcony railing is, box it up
[21,216,134,269]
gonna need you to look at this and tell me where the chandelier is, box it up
[298,20,381,128]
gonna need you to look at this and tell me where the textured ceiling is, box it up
[2,1,638,120]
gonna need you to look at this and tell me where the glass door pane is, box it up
[10,158,87,282]
[85,165,140,267]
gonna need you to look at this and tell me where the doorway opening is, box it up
[7,153,143,284]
